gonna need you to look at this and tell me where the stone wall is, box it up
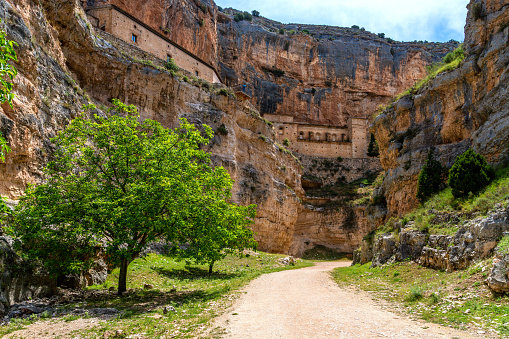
[267,113,368,158]
[87,5,221,83]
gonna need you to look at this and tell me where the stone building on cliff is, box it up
[266,114,368,158]
[82,1,221,84]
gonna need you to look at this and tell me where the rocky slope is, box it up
[373,0,509,216]
[86,0,457,130]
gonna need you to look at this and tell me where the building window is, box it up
[167,55,172,63]
[131,34,137,43]
[195,70,199,77]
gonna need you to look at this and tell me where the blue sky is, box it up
[214,0,469,42]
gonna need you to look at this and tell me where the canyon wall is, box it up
[4,0,306,253]
[373,0,509,216]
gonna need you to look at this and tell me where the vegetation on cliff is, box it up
[10,100,257,295]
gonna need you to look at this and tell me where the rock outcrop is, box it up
[354,203,509,271]
[373,0,509,216]
[0,236,56,317]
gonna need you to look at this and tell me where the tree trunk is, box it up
[209,261,214,274]
[118,257,129,296]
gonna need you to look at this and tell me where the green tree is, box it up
[448,149,494,198]
[12,100,257,294]
[367,133,379,157]
[0,22,16,161]
[416,149,447,203]
[252,10,260,17]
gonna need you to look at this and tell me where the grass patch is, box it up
[380,165,509,236]
[1,252,312,338]
[332,259,509,335]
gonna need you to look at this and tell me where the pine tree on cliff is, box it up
[416,149,447,203]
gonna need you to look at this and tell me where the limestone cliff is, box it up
[4,0,304,254]
[217,11,457,128]
[372,0,509,216]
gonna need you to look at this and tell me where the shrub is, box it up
[377,33,385,39]
[279,28,285,35]
[448,149,494,198]
[405,286,424,302]
[262,66,285,77]
[165,58,179,72]
[217,124,228,136]
[217,88,232,97]
[243,11,253,21]
[325,80,333,87]
[183,76,189,82]
[472,2,483,20]
[351,25,359,29]
[283,138,290,146]
[416,149,447,203]
[443,45,464,64]
[302,29,310,35]
[252,10,260,17]
[234,13,244,22]
[367,133,379,157]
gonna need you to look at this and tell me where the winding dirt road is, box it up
[216,261,480,339]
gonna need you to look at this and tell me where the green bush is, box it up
[472,2,483,20]
[252,10,260,17]
[165,58,179,72]
[243,11,253,21]
[283,138,290,146]
[302,29,310,35]
[448,149,494,198]
[367,133,379,157]
[234,13,244,22]
[279,28,285,35]
[443,45,464,64]
[416,149,447,203]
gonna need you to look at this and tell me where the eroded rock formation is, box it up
[373,0,509,216]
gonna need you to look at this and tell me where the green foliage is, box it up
[233,13,244,22]
[390,45,465,104]
[216,123,228,136]
[472,2,483,20]
[283,138,290,147]
[443,46,465,64]
[217,88,233,97]
[367,133,379,157]
[302,29,310,35]
[243,11,253,21]
[405,286,424,302]
[165,58,179,72]
[351,25,359,29]
[262,66,285,77]
[377,33,385,38]
[11,100,256,294]
[448,149,494,198]
[279,28,285,35]
[0,20,17,107]
[416,149,447,203]
[252,10,260,17]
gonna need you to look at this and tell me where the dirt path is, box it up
[215,261,480,339]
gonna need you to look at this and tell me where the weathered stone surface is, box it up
[373,0,509,216]
[487,254,509,294]
[398,230,427,261]
[0,236,56,317]
[371,233,398,267]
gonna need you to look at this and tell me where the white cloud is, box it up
[215,0,468,42]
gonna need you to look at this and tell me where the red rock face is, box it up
[86,1,456,130]
[372,0,509,216]
[94,0,219,66]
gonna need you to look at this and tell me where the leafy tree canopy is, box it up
[11,100,257,294]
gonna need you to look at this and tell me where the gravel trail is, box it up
[216,261,480,339]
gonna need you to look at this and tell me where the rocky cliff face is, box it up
[373,0,509,216]
[90,0,219,66]
[217,13,457,127]
[85,1,457,130]
[5,0,308,254]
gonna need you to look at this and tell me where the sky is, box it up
[214,0,469,42]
